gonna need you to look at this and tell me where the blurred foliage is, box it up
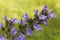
[0,0,60,40]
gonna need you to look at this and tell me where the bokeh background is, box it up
[0,0,60,40]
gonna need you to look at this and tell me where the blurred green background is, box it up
[0,0,60,40]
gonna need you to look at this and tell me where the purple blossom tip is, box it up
[11,18,18,24]
[14,37,18,40]
[34,9,38,15]
[48,10,56,18]
[14,33,26,40]
[43,21,48,26]
[10,27,17,35]
[4,16,7,21]
[34,23,42,31]
[44,5,49,10]
[19,33,26,40]
[26,28,32,36]
[0,23,4,28]
[22,13,28,20]
[49,10,54,14]
[39,15,47,20]
[0,36,6,40]
[20,19,25,24]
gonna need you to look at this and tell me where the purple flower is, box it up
[34,9,38,15]
[20,19,25,24]
[39,12,42,16]
[26,28,32,36]
[10,27,17,35]
[10,18,18,24]
[43,21,48,26]
[19,33,26,40]
[0,36,6,40]
[4,16,7,21]
[49,10,54,14]
[48,10,56,18]
[14,37,18,40]
[44,5,49,10]
[14,33,25,40]
[34,23,42,31]
[22,13,28,21]
[39,15,47,20]
[0,23,4,28]
[14,37,19,40]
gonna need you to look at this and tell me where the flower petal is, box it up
[49,10,54,14]
[26,28,32,36]
[20,19,25,24]
[43,21,48,26]
[4,16,7,21]
[0,36,6,40]
[44,5,49,10]
[22,13,28,20]
[10,27,17,35]
[14,37,19,40]
[0,23,4,28]
[34,9,38,15]
[34,23,42,31]
[48,10,56,18]
[11,18,18,24]
[49,14,56,18]
[39,15,47,20]
[19,33,26,40]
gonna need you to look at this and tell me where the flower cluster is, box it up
[0,5,56,40]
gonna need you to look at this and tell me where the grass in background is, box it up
[0,0,60,40]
